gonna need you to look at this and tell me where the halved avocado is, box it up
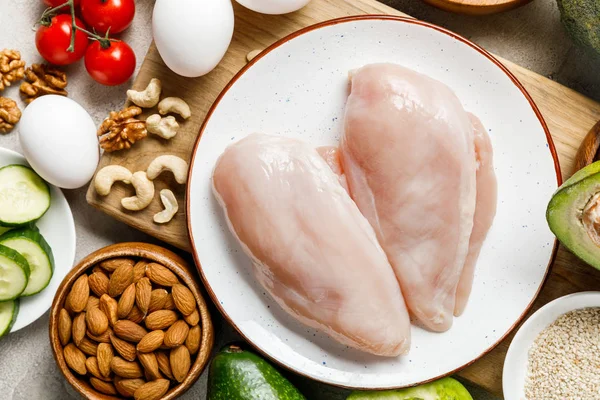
[547,160,600,270]
[347,377,473,399]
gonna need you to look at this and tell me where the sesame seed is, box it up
[524,307,600,399]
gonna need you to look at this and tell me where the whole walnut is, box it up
[0,97,21,133]
[0,49,25,92]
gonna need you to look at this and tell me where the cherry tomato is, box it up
[43,0,80,7]
[36,14,89,65]
[80,0,135,34]
[84,40,136,86]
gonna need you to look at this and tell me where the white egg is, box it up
[153,0,234,78]
[235,0,311,14]
[19,95,99,189]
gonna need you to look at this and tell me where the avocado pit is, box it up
[582,192,600,247]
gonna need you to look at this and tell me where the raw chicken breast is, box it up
[317,146,348,191]
[454,114,497,316]
[341,63,477,332]
[213,133,411,356]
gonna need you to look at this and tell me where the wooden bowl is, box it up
[574,120,600,172]
[421,0,532,15]
[49,242,214,400]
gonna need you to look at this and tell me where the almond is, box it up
[155,351,174,380]
[58,308,72,346]
[133,260,148,283]
[67,275,89,313]
[97,342,114,377]
[64,343,87,375]
[100,257,135,273]
[72,312,86,346]
[111,356,143,378]
[133,379,170,400]
[171,284,195,316]
[77,336,98,356]
[137,330,165,353]
[90,377,118,395]
[92,265,105,274]
[164,320,189,348]
[99,294,118,327]
[136,277,152,316]
[170,345,191,382]
[89,271,109,297]
[145,310,178,331]
[86,295,100,311]
[110,332,137,361]
[183,308,199,326]
[109,262,134,297]
[185,325,201,355]
[86,357,112,381]
[148,289,168,313]
[86,306,109,336]
[146,263,179,286]
[114,320,148,342]
[163,293,176,310]
[138,352,161,380]
[127,305,145,324]
[87,328,112,343]
[118,283,136,318]
[115,378,146,397]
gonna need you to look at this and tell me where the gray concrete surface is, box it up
[0,0,597,398]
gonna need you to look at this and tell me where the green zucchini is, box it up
[0,299,19,338]
[0,244,30,301]
[0,165,51,227]
[0,228,54,296]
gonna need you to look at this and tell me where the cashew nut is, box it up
[126,78,162,108]
[94,165,133,196]
[158,97,191,120]
[146,155,188,184]
[154,189,178,224]
[121,171,155,211]
[146,114,179,139]
[246,49,262,62]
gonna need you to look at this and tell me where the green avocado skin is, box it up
[207,346,306,400]
[557,0,600,55]
[347,377,473,400]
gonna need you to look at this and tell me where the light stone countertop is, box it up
[1,0,598,399]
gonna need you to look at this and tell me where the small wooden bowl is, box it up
[574,120,600,172]
[49,242,214,400]
[421,0,532,15]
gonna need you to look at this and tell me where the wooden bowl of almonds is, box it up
[49,242,214,400]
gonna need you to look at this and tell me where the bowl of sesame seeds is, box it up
[503,291,600,400]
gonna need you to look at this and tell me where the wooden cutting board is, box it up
[422,0,532,15]
[86,0,600,396]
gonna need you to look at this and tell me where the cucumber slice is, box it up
[0,244,30,301]
[0,299,19,338]
[0,229,54,296]
[0,227,11,236]
[0,165,51,227]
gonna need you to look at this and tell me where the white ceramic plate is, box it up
[187,16,560,388]
[503,292,600,399]
[0,147,76,332]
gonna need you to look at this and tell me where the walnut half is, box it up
[0,97,21,133]
[20,64,68,104]
[0,49,25,92]
[97,106,148,152]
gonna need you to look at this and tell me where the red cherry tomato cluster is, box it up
[36,0,136,86]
